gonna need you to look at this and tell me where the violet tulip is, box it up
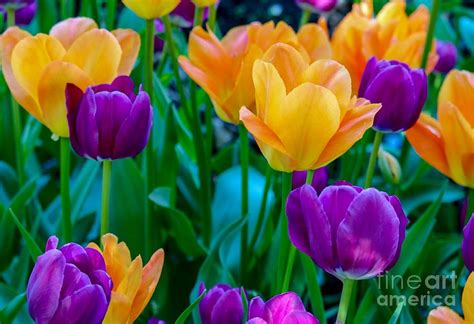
[359,57,427,133]
[0,0,36,25]
[434,41,457,74]
[295,0,337,12]
[463,214,474,272]
[248,292,319,324]
[287,184,408,280]
[199,283,244,324]
[27,236,112,323]
[66,76,153,160]
[292,167,329,193]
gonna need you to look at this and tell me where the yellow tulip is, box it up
[88,234,165,324]
[406,70,474,188]
[122,0,180,19]
[191,0,218,7]
[0,17,140,138]
[332,0,438,92]
[239,43,381,172]
[427,272,474,323]
[179,21,331,124]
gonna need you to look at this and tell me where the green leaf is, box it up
[7,209,42,261]
[175,289,206,324]
[388,302,404,324]
[0,292,26,324]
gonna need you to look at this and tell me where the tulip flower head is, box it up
[240,43,381,172]
[122,0,180,19]
[287,184,408,280]
[65,76,153,160]
[358,57,427,133]
[247,292,319,324]
[463,214,474,272]
[27,236,112,324]
[434,41,457,74]
[406,70,474,188]
[199,283,244,324]
[88,234,165,324]
[0,0,36,25]
[292,167,329,193]
[295,0,337,13]
[0,17,140,137]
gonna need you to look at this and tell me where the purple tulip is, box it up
[66,76,153,160]
[286,184,408,280]
[149,318,167,324]
[358,57,427,133]
[0,0,36,25]
[434,41,457,74]
[463,214,474,272]
[247,292,319,324]
[292,167,329,193]
[295,0,337,12]
[199,283,243,324]
[27,236,112,323]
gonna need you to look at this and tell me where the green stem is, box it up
[106,0,117,29]
[420,0,440,69]
[100,160,112,238]
[364,132,383,188]
[194,7,204,26]
[306,170,314,185]
[299,8,312,28]
[301,254,326,324]
[60,0,68,19]
[249,167,273,251]
[60,138,72,242]
[208,4,217,31]
[6,6,15,27]
[240,125,249,284]
[337,279,355,324]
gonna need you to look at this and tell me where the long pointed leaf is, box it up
[8,209,42,261]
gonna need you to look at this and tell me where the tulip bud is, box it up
[463,214,474,272]
[122,0,180,19]
[434,41,457,74]
[295,0,337,12]
[27,236,112,324]
[292,167,329,193]
[66,76,153,161]
[378,147,402,184]
[359,57,428,133]
[149,318,166,324]
[0,0,36,25]
[199,283,244,324]
[287,184,408,280]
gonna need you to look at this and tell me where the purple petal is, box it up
[434,41,457,74]
[405,68,427,129]
[336,188,400,279]
[463,214,474,272]
[248,297,265,319]
[247,318,267,324]
[112,75,137,101]
[386,195,408,270]
[66,83,86,157]
[60,243,90,273]
[282,311,319,324]
[90,270,113,302]
[292,168,328,193]
[199,285,227,324]
[85,247,106,272]
[27,250,65,323]
[60,264,91,299]
[263,292,305,324]
[358,56,378,97]
[45,236,59,251]
[210,289,243,324]
[76,88,99,159]
[14,1,36,25]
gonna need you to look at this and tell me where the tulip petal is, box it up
[221,25,249,57]
[282,311,319,324]
[387,195,408,270]
[86,247,107,272]
[76,88,99,158]
[427,307,463,324]
[297,23,332,62]
[263,292,305,323]
[463,273,474,323]
[50,17,98,50]
[100,234,132,288]
[60,243,90,272]
[90,269,113,302]
[247,318,267,324]
[199,285,227,324]
[122,0,180,19]
[112,29,140,75]
[45,236,59,251]
[102,291,132,324]
[64,29,121,84]
[248,297,265,319]
[60,263,91,299]
[211,289,243,324]
[439,70,474,127]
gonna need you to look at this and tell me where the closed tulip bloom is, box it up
[296,0,337,12]
[199,283,243,324]
[434,41,457,74]
[0,17,140,137]
[358,57,427,132]
[179,21,331,124]
[27,236,112,324]
[122,0,180,19]
[406,70,474,188]
[149,318,166,324]
[463,214,474,272]
[292,167,329,193]
[247,292,319,324]
[287,184,408,280]
[192,0,218,7]
[240,44,381,172]
[88,234,165,324]
[65,76,153,160]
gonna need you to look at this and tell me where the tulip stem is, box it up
[420,0,440,70]
[364,131,383,188]
[306,170,315,185]
[106,0,117,30]
[208,4,217,31]
[100,160,112,239]
[337,279,355,324]
[6,6,15,27]
[299,8,312,27]
[194,7,204,26]
[239,124,249,284]
[60,138,72,242]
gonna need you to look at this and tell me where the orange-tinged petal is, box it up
[463,272,474,323]
[37,61,92,137]
[100,234,133,288]
[64,29,121,84]
[427,306,463,324]
[102,291,131,324]
[248,21,298,52]
[112,29,140,76]
[49,17,98,50]
[384,32,427,68]
[297,24,332,62]
[439,70,474,126]
[130,249,165,322]
[123,0,180,19]
[221,25,249,57]
[408,5,430,33]
[316,98,380,167]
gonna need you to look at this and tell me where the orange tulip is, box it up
[122,0,180,19]
[239,43,381,172]
[0,17,140,138]
[179,21,331,124]
[332,0,438,92]
[427,272,473,323]
[88,234,165,324]
[406,70,474,188]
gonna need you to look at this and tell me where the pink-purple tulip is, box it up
[463,214,474,272]
[287,184,408,280]
[292,168,329,193]
[295,0,337,12]
[434,41,457,74]
[199,283,244,324]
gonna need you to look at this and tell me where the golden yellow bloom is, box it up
[179,21,331,124]
[191,0,218,7]
[239,43,381,172]
[122,0,180,19]
[427,272,474,323]
[406,70,474,188]
[332,0,438,92]
[0,17,140,138]
[88,234,165,324]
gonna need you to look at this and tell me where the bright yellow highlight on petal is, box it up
[332,0,438,92]
[239,43,381,172]
[428,272,474,323]
[88,234,165,324]
[406,70,474,188]
[191,0,219,7]
[179,21,331,125]
[0,17,140,137]
[122,0,180,19]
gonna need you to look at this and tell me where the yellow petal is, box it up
[427,307,463,324]
[122,0,180,19]
[112,29,141,76]
[438,70,474,127]
[101,234,133,289]
[384,32,426,68]
[116,256,143,300]
[463,272,474,323]
[37,61,92,137]
[64,29,121,84]
[297,24,332,62]
[247,21,298,53]
[49,17,98,50]
[408,5,430,33]
[221,25,249,57]
[102,291,132,324]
